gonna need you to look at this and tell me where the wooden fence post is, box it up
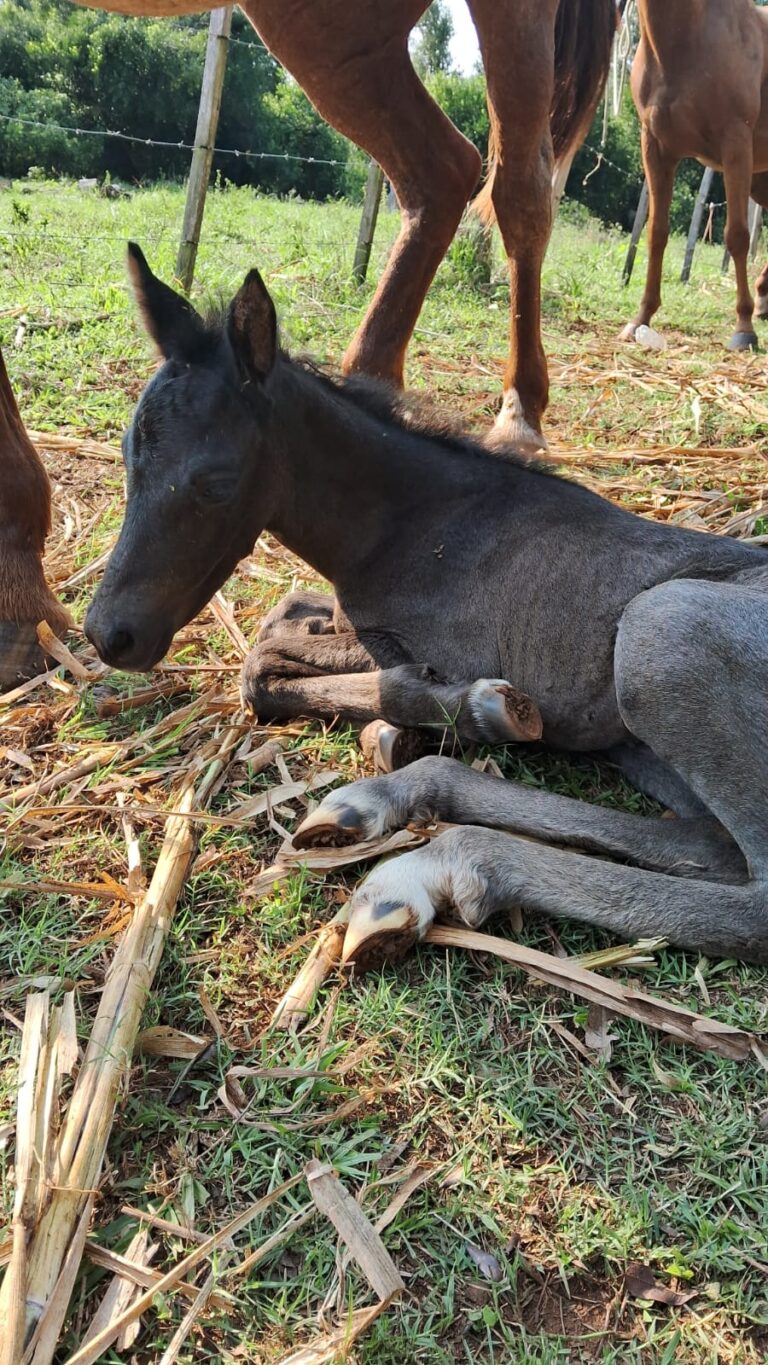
[622,178,648,284]
[176,6,233,294]
[680,166,714,283]
[352,158,384,284]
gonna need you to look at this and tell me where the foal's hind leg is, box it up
[302,574,768,966]
[295,753,745,882]
[615,574,768,878]
[243,1,481,387]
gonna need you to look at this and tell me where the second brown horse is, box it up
[625,0,768,352]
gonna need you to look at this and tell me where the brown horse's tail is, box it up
[473,0,617,225]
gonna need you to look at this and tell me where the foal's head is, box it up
[85,244,278,671]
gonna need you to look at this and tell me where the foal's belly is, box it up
[385,607,627,754]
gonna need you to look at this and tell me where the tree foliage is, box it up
[0,0,358,195]
[412,0,454,78]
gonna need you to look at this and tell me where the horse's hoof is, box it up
[619,322,638,342]
[342,897,420,971]
[467,679,543,743]
[488,389,548,458]
[727,330,759,352]
[293,782,388,849]
[0,620,52,693]
[359,720,428,774]
[341,850,436,969]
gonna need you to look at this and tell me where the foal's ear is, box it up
[127,242,206,361]
[227,269,277,383]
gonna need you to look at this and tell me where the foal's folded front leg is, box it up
[242,631,541,746]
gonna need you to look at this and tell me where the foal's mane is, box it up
[293,356,555,476]
[200,299,553,475]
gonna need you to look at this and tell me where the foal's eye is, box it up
[192,472,238,504]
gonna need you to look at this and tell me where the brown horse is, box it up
[1,0,616,689]
[624,0,768,351]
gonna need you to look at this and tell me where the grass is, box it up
[2,178,768,1363]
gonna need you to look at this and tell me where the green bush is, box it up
[0,0,356,197]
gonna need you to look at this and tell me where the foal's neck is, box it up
[264,361,469,584]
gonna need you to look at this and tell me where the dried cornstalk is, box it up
[0,722,246,1365]
[273,906,758,1060]
[304,1160,404,1302]
[271,907,351,1030]
[34,624,101,684]
[277,1301,390,1365]
[64,1174,303,1365]
[424,925,757,1061]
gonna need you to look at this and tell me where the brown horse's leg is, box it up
[723,135,758,351]
[242,0,481,387]
[621,128,678,341]
[755,261,768,321]
[0,347,71,690]
[748,174,768,320]
[469,0,558,454]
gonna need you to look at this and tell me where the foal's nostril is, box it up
[106,626,134,660]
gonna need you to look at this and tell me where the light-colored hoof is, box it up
[342,897,420,971]
[341,852,436,970]
[488,390,548,458]
[466,679,543,743]
[619,322,638,342]
[359,720,428,774]
[727,330,758,352]
[293,779,391,849]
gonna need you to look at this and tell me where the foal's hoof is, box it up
[619,322,638,342]
[727,330,759,352]
[293,778,393,849]
[359,720,428,774]
[467,679,543,743]
[341,853,435,969]
[0,620,52,692]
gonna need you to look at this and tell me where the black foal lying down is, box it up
[85,247,768,966]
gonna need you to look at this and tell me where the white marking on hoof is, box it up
[619,321,637,342]
[358,719,426,774]
[342,851,438,969]
[488,389,548,457]
[293,778,392,848]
